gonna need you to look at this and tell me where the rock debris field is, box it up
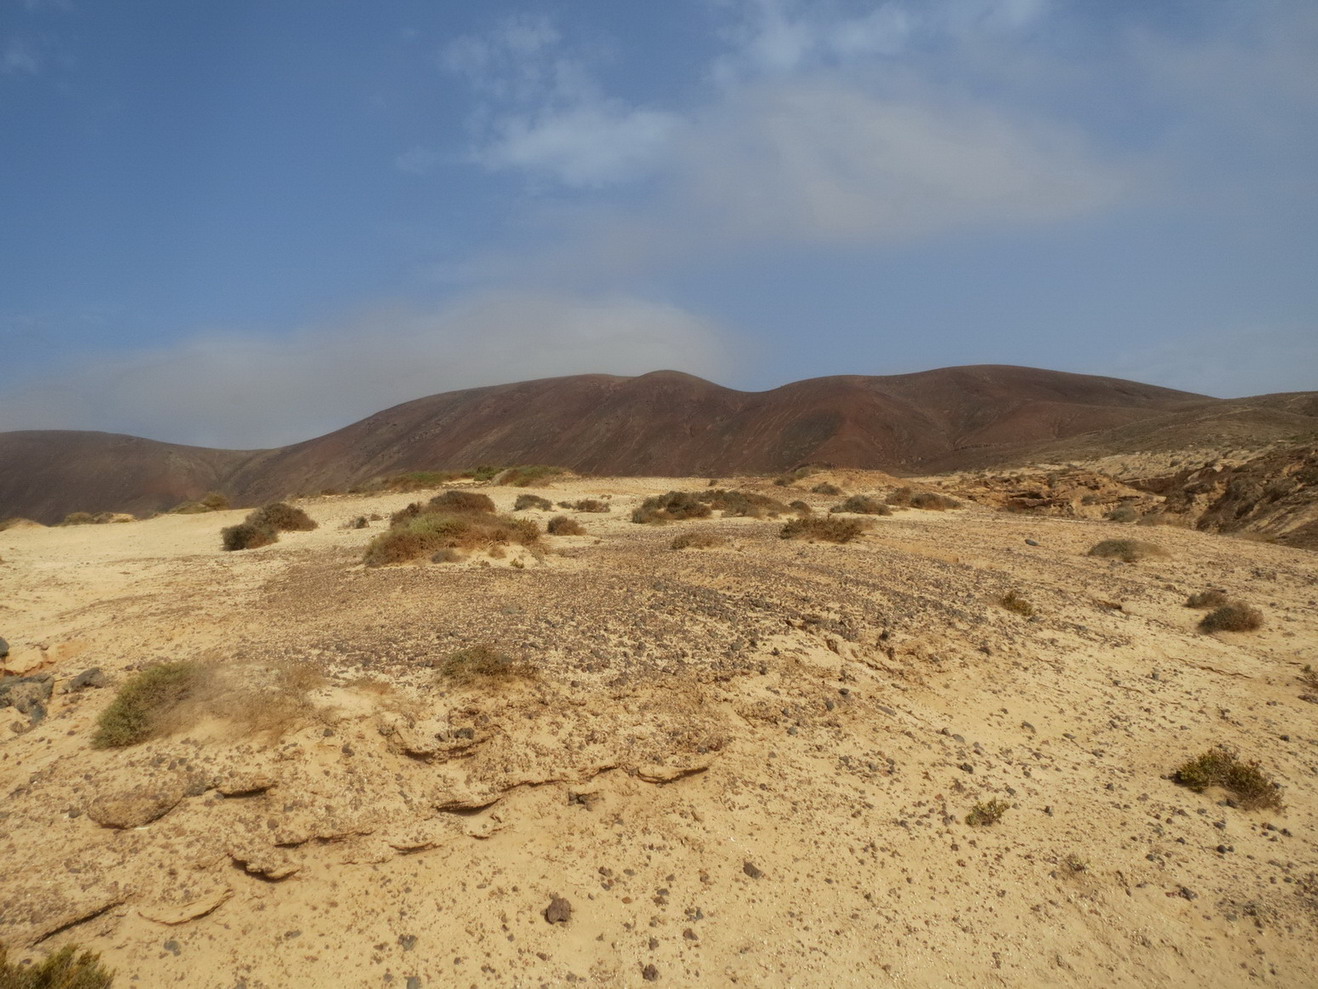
[1,473,1315,987]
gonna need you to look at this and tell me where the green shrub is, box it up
[514,494,553,511]
[631,491,713,524]
[0,943,114,988]
[92,662,202,748]
[363,511,539,566]
[547,515,586,536]
[572,499,610,513]
[220,520,278,551]
[1104,506,1139,523]
[1086,539,1166,563]
[1185,589,1229,609]
[830,495,891,515]
[672,531,727,550]
[999,591,1034,617]
[497,465,566,487]
[1199,603,1263,633]
[248,502,317,532]
[1172,747,1282,810]
[428,490,496,514]
[471,464,503,483]
[965,799,1010,826]
[437,644,536,687]
[780,516,869,544]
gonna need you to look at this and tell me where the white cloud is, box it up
[0,293,732,448]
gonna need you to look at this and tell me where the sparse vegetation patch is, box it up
[92,661,202,749]
[1185,589,1229,609]
[547,515,586,536]
[364,506,539,566]
[780,516,870,544]
[220,520,278,551]
[965,799,1010,826]
[1199,603,1263,633]
[248,502,317,532]
[1086,539,1166,563]
[999,591,1034,617]
[632,491,714,524]
[830,495,891,515]
[427,490,496,514]
[437,644,537,687]
[671,532,728,550]
[0,942,114,988]
[514,494,553,511]
[1172,747,1282,810]
[497,465,567,487]
[572,499,610,513]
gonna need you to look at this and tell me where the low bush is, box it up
[547,515,586,536]
[965,799,1010,826]
[220,520,278,551]
[60,512,102,526]
[1199,603,1263,633]
[1172,747,1282,810]
[172,492,228,514]
[632,491,713,524]
[999,591,1034,617]
[1104,506,1139,523]
[780,516,869,544]
[672,531,728,550]
[428,490,496,514]
[811,482,842,496]
[573,499,610,513]
[1185,589,1229,609]
[514,494,553,511]
[248,502,317,532]
[437,644,536,687]
[830,495,891,515]
[497,465,566,487]
[908,491,961,510]
[702,489,789,517]
[886,487,914,507]
[363,511,539,566]
[1086,539,1166,563]
[788,500,812,515]
[92,662,202,748]
[0,942,114,988]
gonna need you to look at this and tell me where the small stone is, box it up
[406,977,422,989]
[742,861,764,880]
[163,939,181,956]
[543,895,572,924]
[1025,539,1040,547]
[959,763,974,774]
[642,963,659,981]
[63,668,108,693]
[0,638,8,658]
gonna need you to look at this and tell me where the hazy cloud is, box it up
[0,293,732,448]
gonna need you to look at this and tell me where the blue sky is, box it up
[2,0,1316,447]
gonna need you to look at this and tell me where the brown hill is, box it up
[3,365,1315,523]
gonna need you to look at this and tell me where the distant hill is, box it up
[2,365,1315,523]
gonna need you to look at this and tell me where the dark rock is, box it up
[959,762,975,773]
[742,861,764,879]
[406,978,422,989]
[63,667,107,693]
[1025,539,1040,547]
[399,934,417,951]
[543,895,572,924]
[0,673,53,722]
[642,963,659,981]
[0,637,8,658]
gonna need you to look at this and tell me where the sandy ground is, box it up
[1,475,1316,988]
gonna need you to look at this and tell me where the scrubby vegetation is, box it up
[1185,589,1229,609]
[885,487,961,511]
[427,490,496,514]
[437,644,537,687]
[220,520,278,551]
[1172,747,1282,810]
[780,516,869,544]
[1086,539,1166,563]
[248,502,317,532]
[632,491,713,524]
[998,591,1034,617]
[811,482,842,496]
[364,496,539,566]
[1199,603,1263,633]
[672,531,728,550]
[632,489,788,523]
[92,662,202,748]
[377,470,465,492]
[965,799,1010,826]
[0,943,114,988]
[59,512,129,526]
[773,465,824,486]
[830,495,891,515]
[1104,506,1139,523]
[547,515,586,536]
[572,499,610,513]
[514,494,553,511]
[496,465,567,487]
[171,492,230,514]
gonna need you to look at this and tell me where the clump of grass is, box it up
[1062,853,1089,874]
[1086,539,1167,563]
[702,489,788,517]
[428,490,496,514]
[248,502,317,532]
[0,942,114,988]
[572,499,610,513]
[1185,589,1229,609]
[908,491,961,510]
[60,512,116,526]
[1103,506,1139,523]
[91,662,203,748]
[811,482,842,496]
[965,798,1010,826]
[437,644,537,687]
[788,500,812,515]
[1172,746,1282,810]
[830,495,891,515]
[780,516,869,544]
[999,591,1034,617]
[632,491,713,524]
[363,510,539,566]
[220,520,278,551]
[514,494,553,511]
[547,515,586,536]
[1199,603,1263,633]
[672,531,728,550]
[497,465,566,487]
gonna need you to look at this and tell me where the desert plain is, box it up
[1,471,1315,987]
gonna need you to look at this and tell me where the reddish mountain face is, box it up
[2,365,1310,523]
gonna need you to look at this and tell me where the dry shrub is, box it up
[830,495,891,515]
[514,494,553,511]
[909,491,961,510]
[437,644,537,687]
[965,799,1009,826]
[573,499,610,513]
[887,487,914,507]
[999,591,1034,617]
[811,482,842,496]
[780,516,869,544]
[705,490,790,517]
[1185,589,1229,609]
[221,520,278,551]
[632,491,713,523]
[364,511,539,566]
[497,465,566,487]
[788,500,812,515]
[60,512,101,526]
[1199,603,1263,633]
[92,662,203,748]
[1173,747,1282,810]
[430,547,465,564]
[672,531,728,550]
[547,515,586,536]
[1104,506,1139,523]
[428,490,495,514]
[1086,539,1166,563]
[0,943,114,988]
[249,502,317,532]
